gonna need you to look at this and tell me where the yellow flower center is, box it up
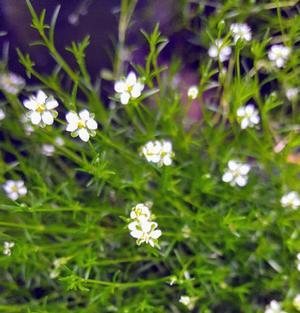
[77,120,86,128]
[11,186,18,193]
[36,104,46,113]
[127,85,133,92]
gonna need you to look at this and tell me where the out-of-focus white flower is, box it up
[50,257,70,279]
[54,137,64,146]
[237,104,260,129]
[128,219,162,247]
[187,86,199,100]
[208,39,232,62]
[179,296,196,310]
[294,294,300,311]
[265,300,286,313]
[23,90,59,127]
[286,88,299,101]
[41,144,55,157]
[0,108,5,121]
[3,241,15,256]
[268,45,290,68]
[21,114,34,135]
[0,72,25,94]
[182,224,191,239]
[230,23,252,43]
[114,72,144,105]
[280,191,300,210]
[130,203,152,221]
[296,253,300,271]
[222,160,250,187]
[140,140,174,167]
[3,180,27,200]
[66,109,97,142]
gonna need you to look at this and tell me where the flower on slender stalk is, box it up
[237,104,260,129]
[0,108,5,121]
[114,72,144,105]
[23,90,59,127]
[268,45,290,68]
[0,72,25,94]
[294,294,300,311]
[222,160,251,187]
[280,191,300,210]
[66,109,97,142]
[187,86,199,100]
[286,88,299,101]
[264,300,286,313]
[230,23,252,43]
[41,144,55,157]
[179,296,197,310]
[208,39,232,62]
[140,140,174,167]
[3,241,15,256]
[3,180,27,200]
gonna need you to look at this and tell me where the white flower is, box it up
[0,108,5,121]
[280,191,300,210]
[286,88,299,101]
[179,296,196,310]
[294,294,300,311]
[296,253,300,271]
[265,300,286,313]
[128,219,162,247]
[237,104,260,129]
[3,180,27,200]
[3,241,15,256]
[50,257,70,279]
[222,160,250,187]
[230,23,252,43]
[0,72,25,94]
[268,45,290,68]
[187,86,199,100]
[208,39,232,62]
[130,203,152,221]
[66,109,97,142]
[54,136,64,146]
[141,140,174,167]
[41,144,55,157]
[23,90,59,127]
[21,114,34,135]
[114,72,144,105]
[182,224,191,239]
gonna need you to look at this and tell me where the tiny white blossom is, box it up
[296,253,300,271]
[286,88,299,101]
[268,45,290,68]
[0,108,5,121]
[0,72,25,94]
[3,180,27,200]
[23,90,59,127]
[66,109,97,142]
[230,23,252,43]
[237,104,260,129]
[294,294,300,311]
[280,191,300,210]
[182,224,191,239]
[222,160,250,187]
[140,140,174,167]
[114,72,144,105]
[54,136,64,146]
[3,241,15,256]
[41,144,55,157]
[187,86,199,100]
[208,39,232,62]
[50,257,70,279]
[130,203,152,221]
[21,114,34,135]
[265,300,286,313]
[179,296,196,310]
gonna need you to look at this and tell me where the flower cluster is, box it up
[128,203,162,247]
[237,104,260,129]
[3,241,15,256]
[230,23,252,42]
[208,39,232,62]
[281,191,300,210]
[222,160,251,187]
[268,45,290,68]
[264,300,286,313]
[0,72,25,95]
[140,140,174,167]
[3,180,27,200]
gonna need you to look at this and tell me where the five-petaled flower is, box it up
[0,72,25,95]
[23,90,59,127]
[268,45,290,68]
[222,160,250,187]
[237,104,260,129]
[3,180,27,200]
[66,109,97,142]
[114,71,144,105]
[140,140,174,167]
[280,191,300,210]
[3,241,15,256]
[208,39,232,62]
[264,300,286,313]
[230,23,252,43]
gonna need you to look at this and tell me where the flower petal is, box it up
[42,111,54,125]
[30,112,42,125]
[78,128,90,142]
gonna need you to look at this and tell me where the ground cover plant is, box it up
[1,0,300,312]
